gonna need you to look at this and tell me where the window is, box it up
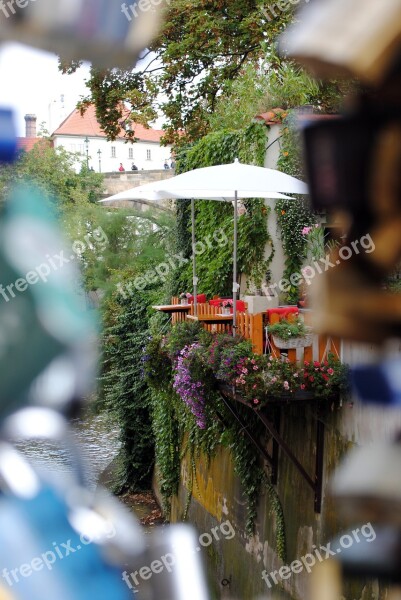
[146,149,151,160]
[111,146,116,158]
[128,147,133,159]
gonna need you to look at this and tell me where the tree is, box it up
[62,0,295,144]
[0,140,103,207]
[0,138,174,295]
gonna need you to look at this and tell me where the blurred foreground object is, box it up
[327,438,401,585]
[279,0,401,344]
[280,0,401,86]
[0,0,164,68]
[331,439,401,525]
[0,408,209,600]
[302,103,401,343]
[0,183,98,416]
[0,109,17,163]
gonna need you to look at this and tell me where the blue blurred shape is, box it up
[0,109,17,163]
[351,360,401,405]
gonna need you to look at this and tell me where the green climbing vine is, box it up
[170,122,274,297]
[143,323,289,561]
[276,113,315,303]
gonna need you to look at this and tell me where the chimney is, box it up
[24,114,37,138]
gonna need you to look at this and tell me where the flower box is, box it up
[272,332,314,349]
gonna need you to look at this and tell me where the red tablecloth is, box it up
[209,298,246,312]
[266,307,299,321]
[188,294,207,304]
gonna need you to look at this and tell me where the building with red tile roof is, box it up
[52,104,173,173]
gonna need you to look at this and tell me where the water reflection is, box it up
[12,413,120,489]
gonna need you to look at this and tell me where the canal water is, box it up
[12,412,121,490]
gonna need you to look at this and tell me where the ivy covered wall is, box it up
[168,122,274,297]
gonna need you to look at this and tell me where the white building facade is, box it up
[52,104,173,173]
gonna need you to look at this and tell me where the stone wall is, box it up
[156,341,401,599]
[101,169,174,198]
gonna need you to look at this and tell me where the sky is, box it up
[0,42,91,137]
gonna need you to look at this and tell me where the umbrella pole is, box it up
[233,191,238,336]
[191,198,198,316]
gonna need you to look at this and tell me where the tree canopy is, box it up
[62,0,295,143]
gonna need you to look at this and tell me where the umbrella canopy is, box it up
[100,187,293,203]
[151,159,308,195]
[100,160,308,332]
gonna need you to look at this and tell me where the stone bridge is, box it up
[100,170,175,212]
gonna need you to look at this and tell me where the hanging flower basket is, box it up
[272,332,314,349]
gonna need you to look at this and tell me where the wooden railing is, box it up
[267,310,341,363]
[169,299,341,362]
[171,298,263,354]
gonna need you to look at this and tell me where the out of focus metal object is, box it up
[279,0,401,86]
[0,407,210,600]
[0,109,17,163]
[330,440,401,525]
[0,0,165,68]
[300,99,401,343]
[351,359,401,405]
[0,183,98,417]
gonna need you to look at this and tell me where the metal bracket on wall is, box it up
[218,393,279,484]
[218,384,324,512]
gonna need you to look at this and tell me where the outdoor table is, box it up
[152,304,192,315]
[152,304,192,323]
[186,314,233,325]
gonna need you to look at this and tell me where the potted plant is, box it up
[267,316,313,349]
[219,298,233,315]
[179,292,191,305]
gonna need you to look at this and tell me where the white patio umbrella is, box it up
[101,160,308,332]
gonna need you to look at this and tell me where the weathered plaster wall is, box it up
[161,386,401,599]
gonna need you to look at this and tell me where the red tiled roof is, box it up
[16,138,52,152]
[255,107,339,126]
[52,104,165,142]
[254,108,288,125]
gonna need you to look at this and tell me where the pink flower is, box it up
[253,399,260,405]
[327,368,334,375]
[302,226,312,236]
[253,365,258,371]
[301,384,306,390]
[283,381,289,390]
[309,376,315,382]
